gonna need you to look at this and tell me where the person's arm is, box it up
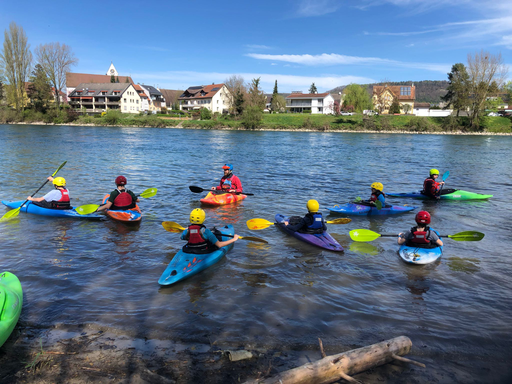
[180,229,189,240]
[398,231,410,245]
[28,190,55,202]
[429,231,443,246]
[377,194,386,204]
[215,234,239,248]
[285,217,306,232]
[229,176,242,193]
[27,196,45,202]
[96,200,112,212]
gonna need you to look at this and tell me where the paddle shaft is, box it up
[189,186,253,196]
[21,161,67,209]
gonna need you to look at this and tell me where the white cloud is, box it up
[245,44,274,50]
[295,0,341,17]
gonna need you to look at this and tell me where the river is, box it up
[1,124,511,382]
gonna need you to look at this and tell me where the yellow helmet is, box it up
[430,168,439,176]
[190,208,206,225]
[371,182,383,192]
[307,199,319,213]
[53,177,66,187]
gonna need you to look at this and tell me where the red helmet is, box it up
[415,211,431,224]
[115,176,127,186]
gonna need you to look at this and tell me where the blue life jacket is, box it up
[307,213,324,230]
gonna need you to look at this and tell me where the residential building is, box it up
[178,84,231,113]
[68,83,142,114]
[413,102,453,117]
[159,89,184,110]
[134,84,150,112]
[372,84,416,114]
[285,92,335,114]
[139,85,166,113]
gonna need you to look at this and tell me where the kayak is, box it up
[275,214,343,252]
[158,225,235,285]
[1,200,103,219]
[387,190,493,200]
[102,194,141,222]
[200,191,247,206]
[327,202,417,216]
[398,229,443,265]
[0,271,23,348]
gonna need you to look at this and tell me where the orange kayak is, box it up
[102,194,142,222]
[200,191,247,206]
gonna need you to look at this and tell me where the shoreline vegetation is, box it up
[2,109,512,134]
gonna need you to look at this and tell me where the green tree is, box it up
[110,74,115,83]
[241,105,262,129]
[309,82,318,94]
[388,99,401,114]
[246,77,266,109]
[441,63,470,117]
[485,96,504,113]
[200,107,211,120]
[234,88,245,116]
[272,80,278,96]
[27,63,52,111]
[342,84,372,113]
[0,22,32,112]
[402,103,412,115]
[270,94,286,113]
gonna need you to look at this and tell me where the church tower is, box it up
[106,62,118,77]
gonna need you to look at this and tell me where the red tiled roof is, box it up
[286,92,330,98]
[66,73,134,88]
[178,84,225,100]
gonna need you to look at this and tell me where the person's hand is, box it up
[27,196,32,201]
[398,232,404,238]
[228,189,235,193]
[284,221,289,225]
[440,181,445,185]
[233,234,240,241]
[211,187,216,190]
[47,176,54,182]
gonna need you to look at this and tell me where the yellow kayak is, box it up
[200,191,247,206]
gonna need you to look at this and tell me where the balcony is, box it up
[286,102,312,107]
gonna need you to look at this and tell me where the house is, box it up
[413,102,453,117]
[139,85,166,113]
[159,89,184,110]
[68,83,142,114]
[134,84,150,112]
[22,82,68,106]
[285,92,335,114]
[178,84,231,113]
[372,84,415,114]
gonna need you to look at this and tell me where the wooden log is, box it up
[243,336,421,384]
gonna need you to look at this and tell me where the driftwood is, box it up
[244,336,424,384]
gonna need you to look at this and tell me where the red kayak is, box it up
[200,191,247,206]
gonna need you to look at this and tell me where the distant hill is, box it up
[329,80,449,104]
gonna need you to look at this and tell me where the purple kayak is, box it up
[275,214,344,252]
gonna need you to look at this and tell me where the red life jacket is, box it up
[113,189,134,209]
[423,177,441,196]
[409,226,431,245]
[370,190,385,202]
[186,224,208,250]
[51,188,71,209]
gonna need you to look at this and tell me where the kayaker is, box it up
[284,199,327,234]
[27,176,71,210]
[97,176,139,212]
[421,169,445,199]
[368,182,386,206]
[397,211,443,248]
[211,163,243,193]
[181,208,239,253]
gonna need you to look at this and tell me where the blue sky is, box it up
[1,0,511,93]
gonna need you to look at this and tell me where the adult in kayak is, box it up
[284,199,327,234]
[27,176,71,210]
[211,163,243,193]
[181,208,239,253]
[97,176,139,212]
[421,169,445,199]
[397,211,443,248]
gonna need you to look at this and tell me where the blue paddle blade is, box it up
[442,171,450,181]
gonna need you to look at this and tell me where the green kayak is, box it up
[386,189,493,200]
[0,271,23,348]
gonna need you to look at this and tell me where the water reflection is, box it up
[349,242,379,256]
[446,256,481,274]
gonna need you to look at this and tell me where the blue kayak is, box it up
[275,214,343,252]
[398,229,443,265]
[158,225,235,286]
[2,200,103,219]
[327,202,417,216]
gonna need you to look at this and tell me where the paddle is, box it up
[349,229,484,242]
[247,217,352,230]
[437,171,450,197]
[161,221,268,244]
[0,161,67,222]
[189,186,254,196]
[75,187,158,215]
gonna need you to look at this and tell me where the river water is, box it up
[1,124,511,381]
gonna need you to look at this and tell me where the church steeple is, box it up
[106,62,118,76]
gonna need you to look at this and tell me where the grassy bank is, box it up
[1,108,511,133]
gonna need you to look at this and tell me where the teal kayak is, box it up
[2,200,103,219]
[0,272,23,348]
[398,229,443,265]
[387,189,493,200]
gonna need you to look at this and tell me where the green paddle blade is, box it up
[349,229,382,242]
[447,231,484,241]
[162,221,186,233]
[374,200,383,210]
[75,204,100,215]
[139,188,157,198]
[0,207,21,222]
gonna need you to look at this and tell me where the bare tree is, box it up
[224,75,246,116]
[466,50,508,128]
[35,42,78,109]
[0,22,32,112]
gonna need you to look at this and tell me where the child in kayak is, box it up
[182,208,239,254]
[367,182,385,207]
[421,169,445,199]
[284,199,327,234]
[27,176,71,210]
[398,211,443,248]
[211,163,243,193]
[97,176,139,212]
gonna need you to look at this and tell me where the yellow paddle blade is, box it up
[75,204,100,215]
[238,236,268,244]
[349,229,382,242]
[326,218,352,224]
[162,221,186,233]
[0,207,21,222]
[246,218,274,230]
[140,188,157,198]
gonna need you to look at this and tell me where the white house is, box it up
[413,102,453,117]
[178,84,232,113]
[285,92,335,114]
[68,83,142,114]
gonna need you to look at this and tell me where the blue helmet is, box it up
[222,163,233,171]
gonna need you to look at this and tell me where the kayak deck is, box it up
[200,191,247,206]
[398,230,443,264]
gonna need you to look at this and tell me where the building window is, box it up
[124,98,127,102]
[124,106,127,111]
[400,87,411,96]
[136,100,139,104]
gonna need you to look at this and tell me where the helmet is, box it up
[52,177,66,187]
[222,163,233,171]
[307,199,319,213]
[415,211,431,225]
[115,176,127,186]
[430,168,439,176]
[371,182,383,192]
[190,208,206,225]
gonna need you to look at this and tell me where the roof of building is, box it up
[178,84,226,100]
[139,84,163,96]
[159,89,184,106]
[286,92,330,99]
[414,102,431,108]
[68,82,135,98]
[66,73,134,88]
[372,85,416,101]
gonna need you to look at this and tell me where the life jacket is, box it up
[406,226,435,247]
[50,188,71,209]
[112,189,135,209]
[299,213,324,234]
[422,177,440,196]
[370,190,385,202]
[220,173,234,190]
[183,224,212,254]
